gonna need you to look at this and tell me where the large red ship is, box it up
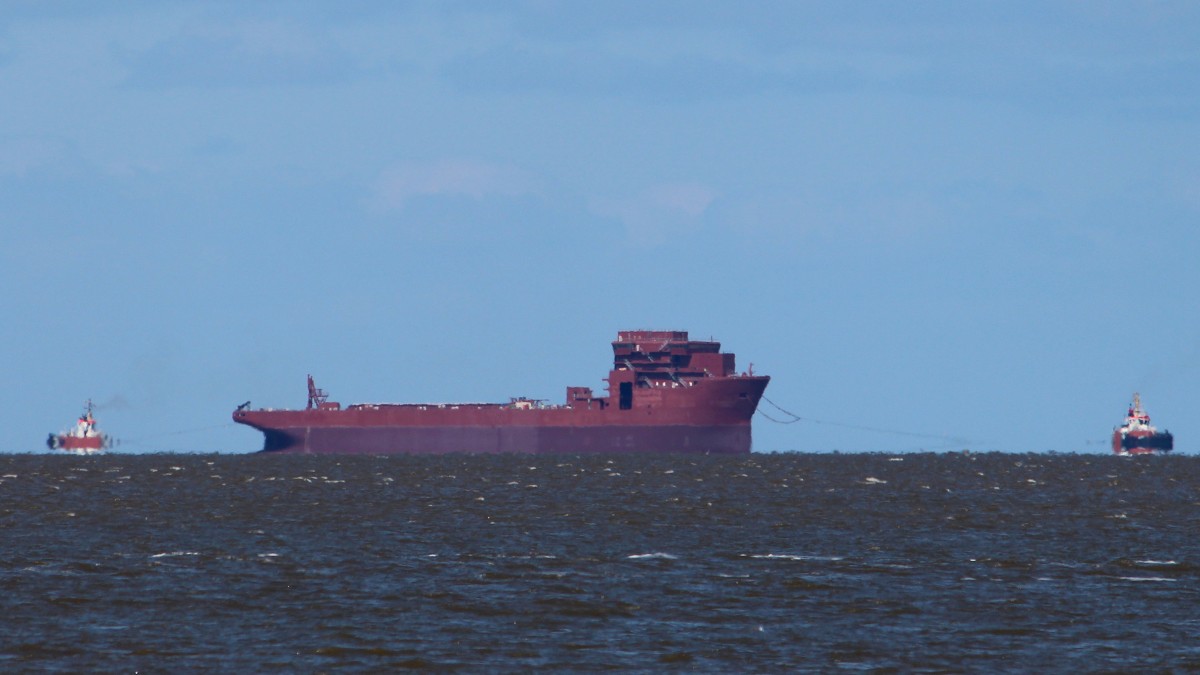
[233,330,769,454]
[1112,392,1173,455]
[47,400,112,454]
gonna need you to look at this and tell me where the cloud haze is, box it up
[1,2,1197,454]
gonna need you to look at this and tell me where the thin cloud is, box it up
[443,45,856,102]
[371,159,541,211]
[0,136,75,177]
[593,182,717,246]
[119,19,362,89]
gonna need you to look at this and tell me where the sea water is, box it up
[2,452,1197,672]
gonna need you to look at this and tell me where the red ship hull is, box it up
[1111,430,1173,455]
[234,331,770,455]
[245,423,753,455]
[50,435,106,452]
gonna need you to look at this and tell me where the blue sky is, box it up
[3,1,1197,453]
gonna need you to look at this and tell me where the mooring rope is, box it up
[118,423,239,446]
[758,395,971,445]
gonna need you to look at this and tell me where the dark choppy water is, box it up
[2,452,1199,672]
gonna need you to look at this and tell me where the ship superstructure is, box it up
[233,330,769,454]
[1112,393,1173,455]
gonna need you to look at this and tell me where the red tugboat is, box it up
[47,400,112,454]
[1112,393,1173,455]
[233,330,770,454]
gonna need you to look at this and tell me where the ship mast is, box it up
[1129,392,1150,424]
[307,375,328,410]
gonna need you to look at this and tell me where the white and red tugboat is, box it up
[1112,393,1173,455]
[47,400,112,454]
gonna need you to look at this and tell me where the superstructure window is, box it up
[619,382,633,410]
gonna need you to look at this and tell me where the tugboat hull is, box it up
[1112,430,1174,455]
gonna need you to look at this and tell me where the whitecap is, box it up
[1119,576,1176,582]
[150,551,200,558]
[745,554,844,562]
[627,553,678,560]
